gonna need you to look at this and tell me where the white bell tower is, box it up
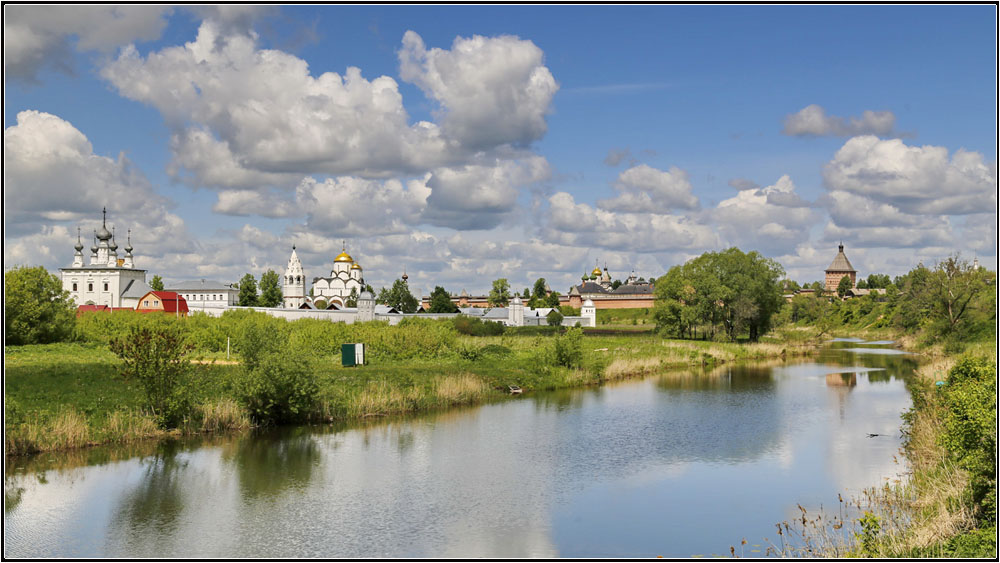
[283,246,306,309]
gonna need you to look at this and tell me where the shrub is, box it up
[480,344,512,358]
[941,356,997,524]
[453,316,505,336]
[109,325,193,428]
[552,327,584,368]
[5,265,76,345]
[236,354,318,425]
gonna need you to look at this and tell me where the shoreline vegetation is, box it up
[5,311,821,458]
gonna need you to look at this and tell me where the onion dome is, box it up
[591,266,602,277]
[125,229,133,254]
[351,262,362,270]
[96,207,112,241]
[402,271,409,281]
[334,250,354,262]
[91,230,99,254]
[109,227,118,252]
[74,228,84,252]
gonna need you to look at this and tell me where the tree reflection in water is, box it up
[111,440,189,535]
[225,427,321,500]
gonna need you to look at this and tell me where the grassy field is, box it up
[4,332,815,456]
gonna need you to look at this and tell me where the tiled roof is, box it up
[121,279,153,299]
[612,283,654,295]
[575,282,610,294]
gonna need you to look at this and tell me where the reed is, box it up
[198,399,252,433]
[435,373,491,405]
[103,410,161,444]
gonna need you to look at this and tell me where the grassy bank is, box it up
[4,328,814,457]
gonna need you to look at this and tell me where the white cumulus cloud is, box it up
[598,164,699,213]
[782,104,898,137]
[398,30,558,150]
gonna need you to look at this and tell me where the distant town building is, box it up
[824,243,857,292]
[135,291,189,316]
[566,263,655,309]
[167,279,238,308]
[282,246,307,309]
[308,244,366,309]
[60,208,151,308]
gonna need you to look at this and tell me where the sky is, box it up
[4,4,997,297]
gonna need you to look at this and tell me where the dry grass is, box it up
[348,381,424,417]
[104,410,161,444]
[435,373,490,405]
[198,399,252,433]
[603,357,664,379]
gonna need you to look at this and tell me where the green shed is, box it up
[341,343,366,367]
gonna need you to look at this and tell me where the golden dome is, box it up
[334,250,354,263]
[351,262,362,270]
[591,267,602,277]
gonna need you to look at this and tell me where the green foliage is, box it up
[547,310,564,326]
[109,325,193,428]
[489,278,510,307]
[546,292,560,308]
[258,269,283,307]
[855,511,882,556]
[533,278,548,299]
[428,286,459,313]
[149,275,164,291]
[654,247,785,341]
[5,265,76,345]
[552,327,583,367]
[378,278,419,313]
[231,310,289,371]
[866,273,892,289]
[237,273,258,306]
[836,275,853,298]
[236,353,318,425]
[940,356,997,523]
[344,287,359,308]
[453,315,505,336]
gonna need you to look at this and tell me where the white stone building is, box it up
[167,279,239,308]
[60,208,151,308]
[309,245,366,308]
[282,246,307,309]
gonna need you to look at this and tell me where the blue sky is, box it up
[4,4,997,296]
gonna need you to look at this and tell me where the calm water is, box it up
[5,344,917,558]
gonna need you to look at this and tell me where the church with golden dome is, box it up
[283,244,366,309]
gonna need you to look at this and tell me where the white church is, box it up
[282,244,366,309]
[60,208,153,308]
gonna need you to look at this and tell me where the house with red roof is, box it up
[135,291,189,316]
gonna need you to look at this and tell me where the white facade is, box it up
[312,246,365,308]
[60,210,148,308]
[168,280,239,308]
[282,247,307,309]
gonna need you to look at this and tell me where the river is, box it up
[4,341,917,558]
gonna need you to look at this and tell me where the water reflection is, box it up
[223,427,321,500]
[5,346,915,558]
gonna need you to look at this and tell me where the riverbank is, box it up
[4,332,815,457]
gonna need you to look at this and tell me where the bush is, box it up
[236,353,318,425]
[109,325,193,428]
[453,316,505,336]
[941,356,997,524]
[552,327,584,368]
[480,344,512,358]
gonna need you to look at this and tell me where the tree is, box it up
[611,279,622,290]
[924,256,993,335]
[109,325,193,427]
[837,275,853,298]
[344,287,359,308]
[258,269,283,307]
[653,247,784,342]
[238,273,259,306]
[856,278,869,289]
[428,286,459,313]
[546,309,564,326]
[149,275,164,291]
[522,288,531,300]
[546,291,560,308]
[533,278,548,299]
[5,266,76,345]
[489,278,510,307]
[379,278,419,313]
[866,273,892,289]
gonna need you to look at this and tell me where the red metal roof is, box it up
[137,291,189,313]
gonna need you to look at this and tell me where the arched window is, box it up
[72,283,78,291]
[103,283,109,291]
[88,283,93,292]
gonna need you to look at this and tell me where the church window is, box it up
[104,283,109,291]
[88,283,93,292]
[73,283,78,291]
